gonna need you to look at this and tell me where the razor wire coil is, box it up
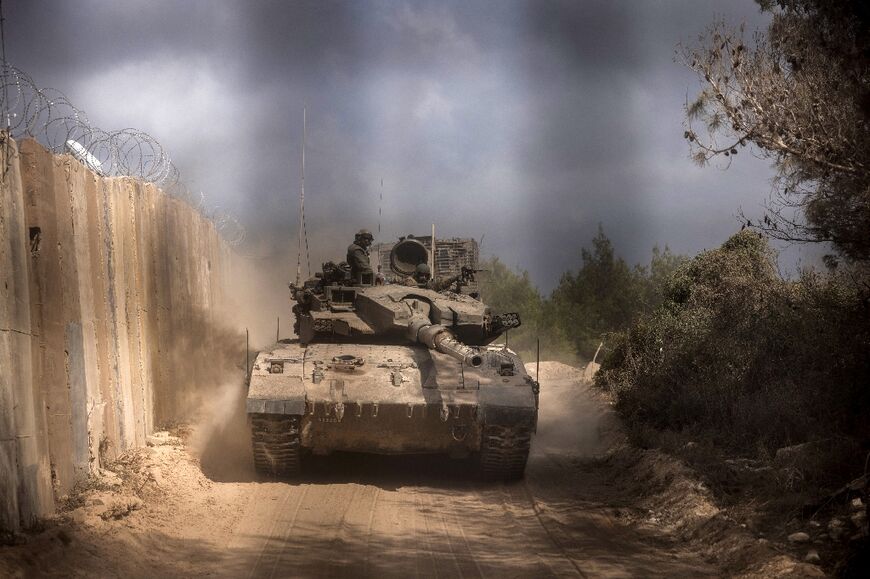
[0,63,246,247]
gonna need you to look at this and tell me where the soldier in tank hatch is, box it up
[403,262,464,292]
[401,262,431,288]
[347,229,374,284]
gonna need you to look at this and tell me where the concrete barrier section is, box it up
[0,136,237,531]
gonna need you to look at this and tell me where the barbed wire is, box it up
[0,63,246,247]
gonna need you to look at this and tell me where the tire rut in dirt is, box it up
[498,483,588,577]
[250,414,301,477]
[480,424,532,481]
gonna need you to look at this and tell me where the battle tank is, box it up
[246,237,539,480]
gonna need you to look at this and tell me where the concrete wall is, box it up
[0,137,235,531]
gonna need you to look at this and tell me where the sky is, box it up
[4,0,815,291]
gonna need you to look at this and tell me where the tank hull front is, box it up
[301,401,481,455]
[246,340,537,475]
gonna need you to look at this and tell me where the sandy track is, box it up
[1,366,721,578]
[207,451,714,578]
[200,370,716,578]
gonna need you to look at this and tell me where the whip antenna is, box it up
[376,178,383,271]
[295,108,311,286]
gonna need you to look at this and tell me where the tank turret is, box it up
[291,237,520,348]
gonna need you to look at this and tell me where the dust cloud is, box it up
[178,252,297,481]
[223,252,296,349]
[188,379,254,482]
[162,253,292,479]
[528,362,621,457]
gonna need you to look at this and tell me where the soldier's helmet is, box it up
[356,228,374,241]
[414,263,431,280]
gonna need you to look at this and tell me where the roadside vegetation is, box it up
[477,225,685,365]
[484,1,869,574]
[596,230,869,473]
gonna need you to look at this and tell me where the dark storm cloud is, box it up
[510,0,776,281]
[7,1,237,83]
[522,0,644,72]
[5,0,799,292]
[236,1,367,83]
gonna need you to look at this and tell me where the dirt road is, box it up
[211,454,710,578]
[1,364,772,578]
[210,371,714,578]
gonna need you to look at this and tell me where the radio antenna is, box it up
[376,178,383,271]
[430,223,436,278]
[295,108,311,286]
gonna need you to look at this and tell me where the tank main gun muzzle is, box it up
[407,320,483,367]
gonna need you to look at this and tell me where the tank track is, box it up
[250,414,301,477]
[479,423,532,481]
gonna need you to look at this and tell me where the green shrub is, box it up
[597,230,870,454]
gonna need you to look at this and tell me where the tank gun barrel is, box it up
[408,320,483,367]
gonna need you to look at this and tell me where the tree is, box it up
[643,245,687,310]
[551,225,647,358]
[478,229,685,363]
[476,256,545,357]
[680,0,870,261]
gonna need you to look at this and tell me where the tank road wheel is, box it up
[250,414,301,478]
[479,423,532,481]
